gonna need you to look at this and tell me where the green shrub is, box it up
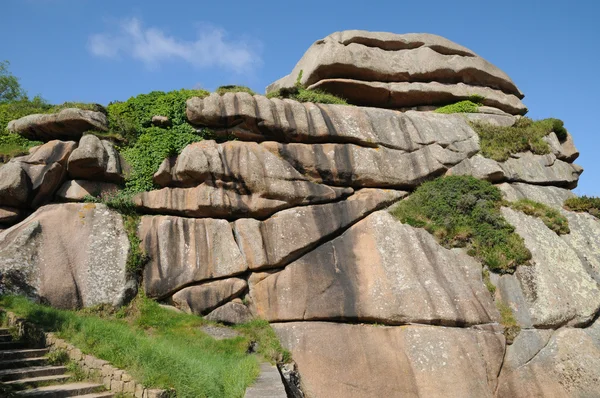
[482,269,496,295]
[507,199,570,234]
[0,133,41,163]
[497,301,520,343]
[391,176,531,273]
[0,96,52,132]
[564,196,600,219]
[435,100,480,114]
[267,86,348,105]
[472,117,568,162]
[215,85,256,96]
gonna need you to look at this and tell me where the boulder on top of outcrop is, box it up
[273,322,505,398]
[205,301,253,325]
[497,318,600,397]
[233,188,407,270]
[140,215,247,298]
[171,278,247,315]
[250,211,499,326]
[500,208,600,328]
[67,134,126,183]
[187,93,480,151]
[543,132,579,162]
[8,108,108,142]
[500,152,582,189]
[266,30,526,115]
[55,180,120,202]
[0,203,132,309]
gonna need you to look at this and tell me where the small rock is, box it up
[151,115,171,127]
[205,301,253,325]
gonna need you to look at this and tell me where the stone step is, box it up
[244,362,288,398]
[72,393,115,398]
[0,348,48,360]
[0,357,49,370]
[5,373,72,389]
[15,382,105,397]
[0,365,68,381]
[0,334,14,342]
[0,341,26,350]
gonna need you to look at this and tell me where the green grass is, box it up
[482,269,496,295]
[507,199,570,234]
[0,133,41,163]
[391,176,531,273]
[0,294,289,398]
[215,85,256,96]
[267,86,348,105]
[564,196,600,219]
[497,301,520,343]
[435,100,480,114]
[472,117,568,162]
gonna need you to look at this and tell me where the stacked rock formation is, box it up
[0,31,599,397]
[267,30,528,115]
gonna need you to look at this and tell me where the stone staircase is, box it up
[0,327,113,397]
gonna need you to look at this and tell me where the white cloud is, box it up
[87,18,261,73]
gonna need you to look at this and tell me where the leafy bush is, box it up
[472,117,568,162]
[215,85,256,96]
[0,95,52,132]
[391,176,531,273]
[0,133,41,163]
[564,196,600,219]
[507,199,570,234]
[435,100,480,114]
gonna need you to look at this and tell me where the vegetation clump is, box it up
[391,176,531,273]
[215,85,256,96]
[267,70,348,105]
[0,294,290,398]
[472,117,568,162]
[497,301,521,343]
[507,199,570,234]
[435,100,480,114]
[564,196,600,219]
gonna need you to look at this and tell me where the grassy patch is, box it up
[564,196,600,219]
[391,176,531,273]
[506,199,570,234]
[234,320,291,364]
[0,294,289,398]
[435,100,480,114]
[267,86,348,105]
[47,349,70,365]
[482,269,496,295]
[215,85,256,96]
[497,301,520,343]
[0,133,41,163]
[472,117,568,162]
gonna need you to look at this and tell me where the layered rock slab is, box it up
[233,188,406,270]
[55,180,120,202]
[0,203,131,309]
[266,30,526,114]
[250,211,499,326]
[187,93,479,151]
[140,216,247,298]
[67,134,126,183]
[497,319,600,397]
[273,322,505,398]
[500,208,600,327]
[171,278,247,315]
[8,108,108,142]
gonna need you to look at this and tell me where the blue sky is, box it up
[3,0,599,195]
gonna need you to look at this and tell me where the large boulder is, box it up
[250,211,499,326]
[233,188,407,270]
[0,162,31,208]
[0,203,132,309]
[55,180,120,202]
[187,93,480,151]
[67,134,126,183]
[8,108,108,142]
[273,322,505,398]
[140,215,247,298]
[171,278,247,315]
[266,30,526,115]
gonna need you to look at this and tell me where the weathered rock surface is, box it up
[8,108,108,142]
[187,93,480,150]
[497,319,600,397]
[447,154,505,182]
[561,211,600,282]
[500,152,582,189]
[55,180,120,202]
[461,111,516,127]
[171,278,247,315]
[0,207,22,225]
[0,203,131,309]
[273,322,505,398]
[251,211,499,326]
[205,301,254,325]
[501,208,600,327]
[0,162,30,207]
[543,132,579,162]
[140,215,247,298]
[497,182,575,209]
[67,134,126,183]
[233,188,406,270]
[266,30,526,114]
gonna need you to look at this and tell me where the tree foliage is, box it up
[0,60,26,103]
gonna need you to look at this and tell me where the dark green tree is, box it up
[0,60,26,103]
